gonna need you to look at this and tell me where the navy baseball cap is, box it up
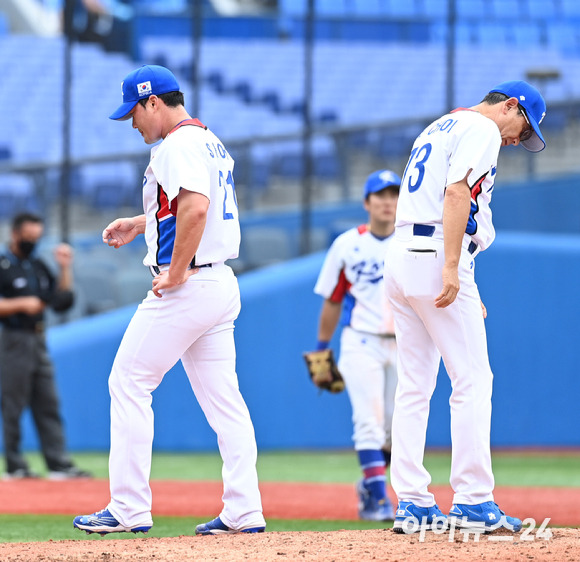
[364,169,401,199]
[109,65,181,121]
[488,80,547,152]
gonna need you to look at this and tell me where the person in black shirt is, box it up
[0,213,91,480]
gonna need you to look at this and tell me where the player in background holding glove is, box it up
[312,170,401,521]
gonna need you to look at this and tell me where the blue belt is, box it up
[412,224,477,255]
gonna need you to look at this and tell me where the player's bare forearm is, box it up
[102,215,146,248]
[318,299,342,343]
[436,176,471,308]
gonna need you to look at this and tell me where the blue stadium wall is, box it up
[3,229,579,455]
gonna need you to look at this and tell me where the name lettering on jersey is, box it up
[427,118,458,136]
[206,142,230,160]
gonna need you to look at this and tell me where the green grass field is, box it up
[15,449,580,486]
[1,449,578,543]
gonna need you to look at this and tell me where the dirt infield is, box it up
[1,528,579,561]
[0,479,578,561]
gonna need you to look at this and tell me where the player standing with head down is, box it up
[313,170,401,521]
[73,65,265,536]
[385,81,546,533]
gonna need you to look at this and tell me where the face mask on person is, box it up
[17,240,36,258]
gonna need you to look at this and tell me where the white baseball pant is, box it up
[385,230,495,507]
[106,263,265,529]
[338,327,397,451]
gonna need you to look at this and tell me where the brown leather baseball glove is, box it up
[303,349,345,393]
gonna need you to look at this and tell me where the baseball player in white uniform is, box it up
[73,65,265,536]
[385,81,546,533]
[314,170,401,521]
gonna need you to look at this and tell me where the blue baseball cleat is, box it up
[448,501,522,532]
[393,501,448,534]
[356,479,395,521]
[73,508,152,536]
[195,516,266,535]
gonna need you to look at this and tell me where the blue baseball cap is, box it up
[364,169,401,199]
[109,65,181,121]
[488,80,547,152]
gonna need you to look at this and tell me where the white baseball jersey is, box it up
[142,119,240,267]
[396,109,501,251]
[314,224,395,335]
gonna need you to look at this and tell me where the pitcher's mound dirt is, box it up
[0,528,578,561]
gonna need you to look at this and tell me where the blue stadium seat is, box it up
[279,0,307,17]
[316,0,348,17]
[546,22,580,54]
[451,21,478,43]
[490,0,523,18]
[0,174,37,219]
[525,0,559,18]
[421,0,448,18]
[76,162,138,208]
[456,0,486,18]
[477,23,510,45]
[429,21,448,43]
[560,0,580,17]
[512,22,543,47]
[384,0,419,18]
[352,0,387,17]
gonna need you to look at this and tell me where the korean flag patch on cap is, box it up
[137,81,152,97]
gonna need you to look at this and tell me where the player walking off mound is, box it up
[385,81,546,534]
[313,170,401,521]
[73,65,265,536]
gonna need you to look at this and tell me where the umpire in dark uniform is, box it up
[0,212,91,480]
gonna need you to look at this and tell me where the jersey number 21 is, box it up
[219,169,238,220]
